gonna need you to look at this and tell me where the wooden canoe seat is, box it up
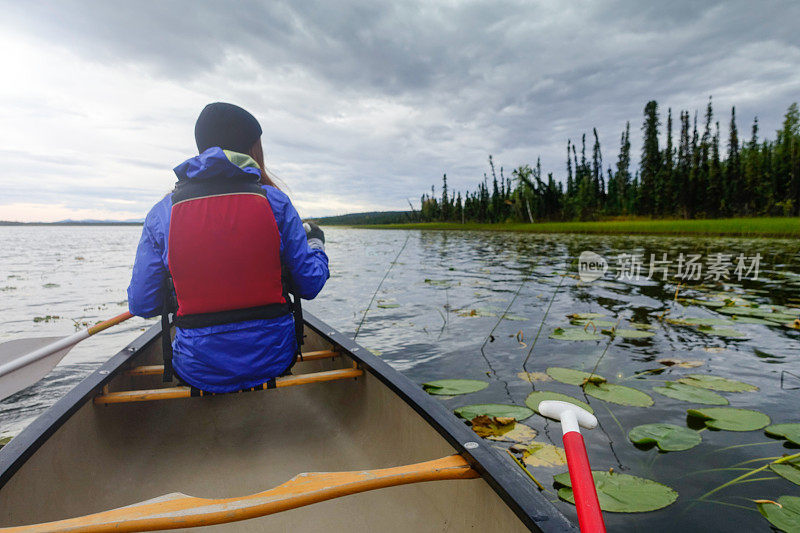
[94,367,362,405]
[124,350,339,377]
[0,455,478,533]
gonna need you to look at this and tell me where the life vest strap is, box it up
[174,303,291,329]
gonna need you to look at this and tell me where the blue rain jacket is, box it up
[127,147,329,392]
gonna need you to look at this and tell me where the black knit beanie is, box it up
[194,102,262,154]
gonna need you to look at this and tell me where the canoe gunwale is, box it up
[0,313,575,532]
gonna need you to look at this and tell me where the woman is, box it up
[127,102,329,393]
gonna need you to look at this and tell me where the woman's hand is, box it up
[303,221,325,251]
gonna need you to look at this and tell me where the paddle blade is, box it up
[0,337,73,401]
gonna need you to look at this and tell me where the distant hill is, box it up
[313,211,414,226]
[0,219,144,226]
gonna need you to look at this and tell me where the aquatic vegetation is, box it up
[570,318,618,328]
[677,374,758,392]
[422,379,488,395]
[666,317,731,327]
[521,442,567,468]
[769,457,800,486]
[687,407,770,431]
[32,315,61,323]
[652,382,728,405]
[656,358,704,368]
[467,415,538,444]
[546,367,605,386]
[549,327,603,341]
[517,371,552,383]
[525,391,593,417]
[454,403,533,421]
[554,470,678,512]
[583,382,654,407]
[765,424,800,446]
[628,423,702,452]
[566,313,606,320]
[757,496,800,532]
[601,328,655,339]
[698,326,749,338]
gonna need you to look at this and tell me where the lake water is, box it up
[1,226,799,531]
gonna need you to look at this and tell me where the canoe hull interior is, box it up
[0,317,561,531]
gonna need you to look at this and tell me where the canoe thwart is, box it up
[124,350,340,376]
[0,455,479,533]
[95,368,363,405]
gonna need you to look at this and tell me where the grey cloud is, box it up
[1,0,798,215]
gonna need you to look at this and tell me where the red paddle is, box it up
[538,400,606,533]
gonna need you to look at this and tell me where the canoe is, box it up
[0,313,574,532]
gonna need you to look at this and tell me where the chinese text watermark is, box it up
[578,252,761,282]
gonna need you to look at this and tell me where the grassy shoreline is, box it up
[339,217,800,238]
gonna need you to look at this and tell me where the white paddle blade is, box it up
[0,337,74,401]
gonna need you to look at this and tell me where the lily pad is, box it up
[546,367,606,386]
[731,316,781,326]
[656,358,704,368]
[687,407,770,431]
[457,308,497,318]
[652,382,729,405]
[422,379,488,396]
[677,374,758,392]
[583,383,654,407]
[770,457,800,486]
[719,307,797,322]
[765,424,800,446]
[525,391,594,417]
[521,442,567,467]
[517,371,552,383]
[603,329,655,339]
[684,299,726,308]
[554,470,678,513]
[502,314,529,322]
[376,303,400,309]
[700,327,749,338]
[628,423,702,451]
[570,319,618,328]
[549,327,603,341]
[566,312,606,319]
[469,416,538,444]
[667,317,732,327]
[454,403,534,421]
[757,496,800,532]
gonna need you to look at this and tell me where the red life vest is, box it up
[167,175,290,328]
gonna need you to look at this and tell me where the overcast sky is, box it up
[1,0,798,221]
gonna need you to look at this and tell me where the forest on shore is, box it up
[417,99,800,223]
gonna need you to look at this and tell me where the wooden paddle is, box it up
[0,455,479,532]
[0,312,133,401]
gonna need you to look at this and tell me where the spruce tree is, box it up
[639,101,661,214]
[615,122,631,214]
[662,108,674,215]
[725,107,741,214]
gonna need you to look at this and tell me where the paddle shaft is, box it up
[561,423,605,533]
[0,312,133,380]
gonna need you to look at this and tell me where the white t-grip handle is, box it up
[538,400,598,435]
